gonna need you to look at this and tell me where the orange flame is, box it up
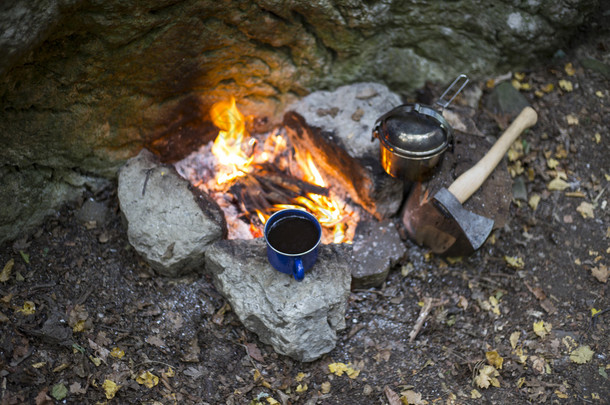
[210,97,253,185]
[208,98,353,243]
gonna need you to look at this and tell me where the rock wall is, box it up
[0,0,600,243]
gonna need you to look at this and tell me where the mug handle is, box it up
[293,258,305,281]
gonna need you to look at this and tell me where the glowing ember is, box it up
[175,98,361,243]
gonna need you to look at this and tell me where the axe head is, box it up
[402,185,494,256]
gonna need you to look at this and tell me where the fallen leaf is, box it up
[328,362,360,378]
[102,379,120,399]
[566,114,579,125]
[162,367,175,378]
[554,390,569,399]
[594,132,601,143]
[295,384,307,393]
[16,301,36,315]
[51,383,68,401]
[19,251,30,264]
[245,342,264,363]
[504,255,524,269]
[564,62,576,76]
[145,335,166,348]
[488,296,501,316]
[542,83,554,93]
[530,355,547,374]
[546,158,560,169]
[384,386,402,405]
[486,350,504,369]
[471,389,482,399]
[576,202,595,219]
[136,370,159,388]
[547,177,570,191]
[591,264,609,283]
[475,365,500,389]
[110,347,125,359]
[570,345,594,364]
[510,331,520,349]
[533,320,552,338]
[400,390,424,405]
[35,388,52,405]
[68,305,90,332]
[1,259,14,282]
[321,381,331,394]
[528,194,541,211]
[558,79,573,92]
[69,382,86,395]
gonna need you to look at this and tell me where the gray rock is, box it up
[351,220,407,289]
[205,238,352,362]
[288,82,402,159]
[118,149,226,277]
[486,81,531,117]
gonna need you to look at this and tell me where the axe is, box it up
[402,107,538,256]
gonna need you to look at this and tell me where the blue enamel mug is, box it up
[264,209,322,281]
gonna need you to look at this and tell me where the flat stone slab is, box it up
[205,238,352,362]
[351,219,407,289]
[118,149,226,277]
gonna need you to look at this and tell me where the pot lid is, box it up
[375,103,452,158]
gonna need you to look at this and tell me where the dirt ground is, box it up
[1,29,609,405]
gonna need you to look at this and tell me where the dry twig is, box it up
[409,296,448,342]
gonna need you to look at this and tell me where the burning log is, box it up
[283,111,403,220]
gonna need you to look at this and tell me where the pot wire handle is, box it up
[436,74,469,109]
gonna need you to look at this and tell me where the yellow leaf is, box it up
[295,372,306,382]
[592,393,600,400]
[596,91,604,98]
[570,345,594,364]
[542,83,554,93]
[592,308,601,316]
[102,379,120,399]
[510,331,520,349]
[486,351,504,369]
[16,301,36,315]
[89,356,101,367]
[1,259,14,283]
[559,79,573,92]
[576,202,595,219]
[471,389,482,399]
[486,79,495,88]
[564,62,575,76]
[504,256,524,269]
[534,90,544,98]
[110,347,125,359]
[546,158,560,169]
[474,365,500,389]
[511,79,522,90]
[72,319,86,333]
[136,371,159,388]
[547,177,570,191]
[533,320,552,338]
[514,72,526,81]
[32,362,46,369]
[517,377,526,388]
[321,381,331,394]
[520,83,531,90]
[267,398,280,405]
[594,132,601,143]
[295,383,307,393]
[528,194,541,211]
[488,296,501,316]
[515,347,528,364]
[328,362,348,376]
[163,367,175,378]
[554,390,568,399]
[566,114,579,125]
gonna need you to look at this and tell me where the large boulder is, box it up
[205,238,352,362]
[118,149,226,277]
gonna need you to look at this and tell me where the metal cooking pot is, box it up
[372,74,469,181]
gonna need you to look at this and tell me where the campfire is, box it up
[175,98,364,244]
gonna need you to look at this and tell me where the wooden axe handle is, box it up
[448,106,538,204]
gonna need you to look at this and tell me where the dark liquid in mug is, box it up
[267,216,319,254]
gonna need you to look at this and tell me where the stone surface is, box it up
[118,149,226,277]
[0,0,602,243]
[486,81,531,117]
[351,220,407,289]
[0,165,110,245]
[205,238,352,362]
